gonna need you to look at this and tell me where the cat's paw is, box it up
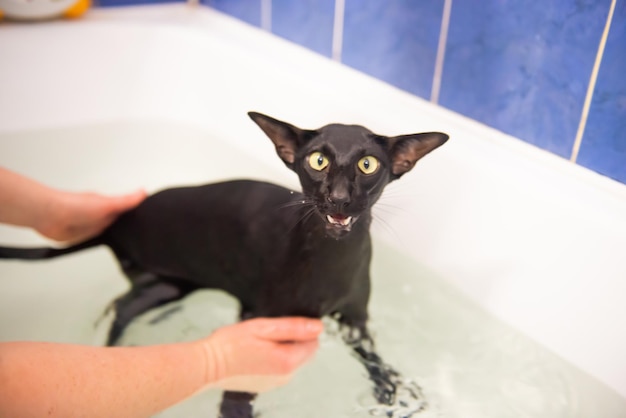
[365,378,428,418]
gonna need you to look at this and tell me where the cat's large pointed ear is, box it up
[248,112,317,169]
[386,132,449,178]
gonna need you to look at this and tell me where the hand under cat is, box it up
[200,317,323,393]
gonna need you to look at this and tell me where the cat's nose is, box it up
[328,188,350,209]
[328,195,348,208]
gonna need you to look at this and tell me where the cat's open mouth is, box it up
[324,214,357,239]
[320,213,358,239]
[326,214,353,227]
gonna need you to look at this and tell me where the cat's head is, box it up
[249,112,448,239]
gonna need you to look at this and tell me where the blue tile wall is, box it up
[577,2,626,184]
[202,0,262,28]
[271,0,335,58]
[341,0,443,100]
[438,0,609,159]
[94,0,624,185]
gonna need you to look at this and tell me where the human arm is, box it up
[0,317,322,418]
[0,167,146,243]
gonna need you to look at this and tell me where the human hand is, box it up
[35,189,147,243]
[0,168,146,243]
[199,317,323,393]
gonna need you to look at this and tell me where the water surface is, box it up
[0,122,624,418]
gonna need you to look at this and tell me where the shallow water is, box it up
[116,241,626,418]
[0,122,625,418]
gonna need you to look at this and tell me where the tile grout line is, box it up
[332,0,345,62]
[570,0,616,163]
[261,0,271,32]
[430,0,452,104]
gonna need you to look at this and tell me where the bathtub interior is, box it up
[2,120,625,418]
[1,4,626,417]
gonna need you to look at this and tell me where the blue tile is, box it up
[203,0,261,27]
[97,0,183,7]
[342,0,444,100]
[439,0,610,159]
[271,0,335,57]
[577,2,626,184]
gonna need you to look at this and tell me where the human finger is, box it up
[248,317,323,342]
[107,189,147,214]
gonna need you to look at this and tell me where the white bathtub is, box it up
[1,4,625,415]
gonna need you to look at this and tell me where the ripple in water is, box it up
[113,242,626,418]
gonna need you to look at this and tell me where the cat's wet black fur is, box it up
[0,112,448,417]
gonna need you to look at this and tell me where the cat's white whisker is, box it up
[275,199,315,211]
[285,207,317,235]
[374,201,412,217]
[372,213,405,246]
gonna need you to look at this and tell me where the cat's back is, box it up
[109,179,294,235]
[101,180,297,279]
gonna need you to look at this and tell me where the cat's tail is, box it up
[0,237,104,260]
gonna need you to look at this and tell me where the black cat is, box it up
[0,112,448,417]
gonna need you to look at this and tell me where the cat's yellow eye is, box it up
[308,152,329,171]
[357,156,379,174]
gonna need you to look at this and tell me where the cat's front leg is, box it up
[338,318,427,417]
[339,320,399,404]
